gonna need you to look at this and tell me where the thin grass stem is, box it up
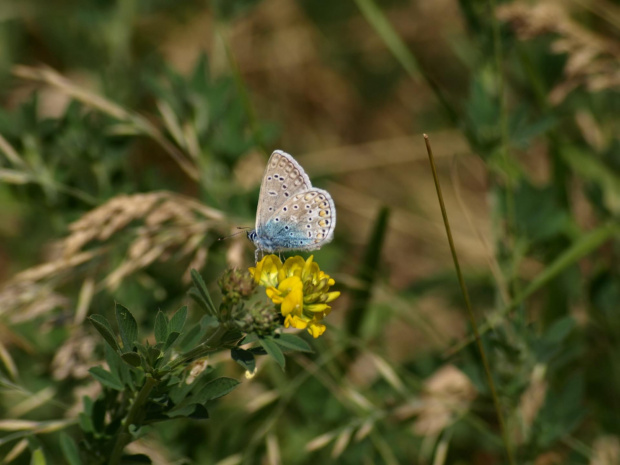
[353,0,458,124]
[423,134,516,465]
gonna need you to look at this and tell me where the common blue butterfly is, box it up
[248,150,336,261]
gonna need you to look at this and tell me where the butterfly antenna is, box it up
[218,227,250,241]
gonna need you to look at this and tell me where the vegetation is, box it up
[0,0,619,463]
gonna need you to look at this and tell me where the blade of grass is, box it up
[345,206,390,339]
[446,221,620,356]
[353,0,458,123]
[424,134,515,465]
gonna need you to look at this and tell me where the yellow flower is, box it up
[248,254,281,288]
[248,255,340,338]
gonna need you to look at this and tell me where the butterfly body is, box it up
[249,150,336,259]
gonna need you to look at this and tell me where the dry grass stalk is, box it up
[517,364,547,444]
[2,438,28,464]
[126,438,176,465]
[498,1,620,104]
[266,433,282,465]
[0,281,68,322]
[51,329,97,381]
[11,65,200,180]
[590,436,620,465]
[409,365,477,437]
[0,191,228,320]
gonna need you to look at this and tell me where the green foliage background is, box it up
[0,0,619,463]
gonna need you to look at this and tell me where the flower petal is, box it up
[307,323,326,338]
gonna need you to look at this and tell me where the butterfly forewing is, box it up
[255,151,312,230]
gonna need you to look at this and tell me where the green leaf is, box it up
[115,303,138,353]
[92,397,107,433]
[89,366,124,391]
[259,336,285,370]
[30,448,46,465]
[169,306,188,333]
[188,404,210,420]
[273,333,313,353]
[168,377,239,417]
[154,310,169,344]
[121,352,142,368]
[78,397,94,433]
[520,223,620,301]
[242,333,259,344]
[231,348,255,373]
[118,454,152,464]
[163,331,180,351]
[147,347,162,367]
[561,146,620,214]
[60,432,82,465]
[544,316,576,344]
[346,206,390,339]
[88,315,119,351]
[177,316,216,352]
[167,402,198,418]
[105,344,132,389]
[190,269,217,316]
[220,329,244,347]
[194,377,240,403]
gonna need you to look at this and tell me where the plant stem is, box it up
[108,375,158,465]
[423,134,516,465]
[168,324,229,371]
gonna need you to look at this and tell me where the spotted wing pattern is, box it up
[255,151,311,231]
[257,188,336,252]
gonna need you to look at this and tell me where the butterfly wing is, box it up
[255,151,312,232]
[258,188,336,252]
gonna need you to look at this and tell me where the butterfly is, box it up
[248,150,336,261]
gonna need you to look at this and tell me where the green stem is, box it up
[168,324,229,371]
[488,0,518,301]
[423,135,516,465]
[108,375,158,465]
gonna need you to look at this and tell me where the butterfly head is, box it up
[247,229,258,244]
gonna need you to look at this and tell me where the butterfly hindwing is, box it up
[258,188,336,252]
[255,151,312,230]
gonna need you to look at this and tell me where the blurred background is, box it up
[0,0,619,463]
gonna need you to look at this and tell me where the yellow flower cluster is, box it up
[249,255,340,338]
